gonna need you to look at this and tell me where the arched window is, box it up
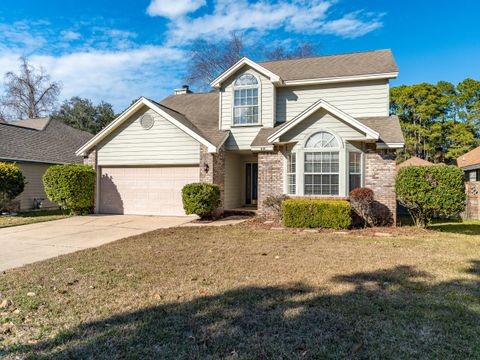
[233,74,259,125]
[304,131,340,195]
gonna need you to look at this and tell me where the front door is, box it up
[245,163,258,205]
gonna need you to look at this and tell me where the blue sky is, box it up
[0,0,478,111]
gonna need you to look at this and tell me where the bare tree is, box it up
[1,57,61,120]
[185,32,244,90]
[264,43,317,61]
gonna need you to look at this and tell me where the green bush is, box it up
[182,183,220,218]
[43,164,96,215]
[282,198,351,229]
[0,162,25,211]
[396,165,465,227]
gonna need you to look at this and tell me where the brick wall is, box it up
[364,145,397,226]
[463,181,480,220]
[199,145,225,214]
[258,147,284,217]
[83,148,96,168]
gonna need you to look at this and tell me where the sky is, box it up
[0,0,479,112]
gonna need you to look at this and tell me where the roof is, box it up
[356,115,405,145]
[251,115,404,148]
[158,92,228,147]
[457,146,480,169]
[397,156,434,169]
[0,118,93,164]
[258,49,398,82]
[8,117,50,130]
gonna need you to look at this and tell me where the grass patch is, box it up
[0,225,479,359]
[0,209,70,228]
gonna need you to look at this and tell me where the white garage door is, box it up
[99,166,199,216]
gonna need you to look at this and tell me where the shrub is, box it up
[263,194,288,221]
[43,164,96,215]
[182,183,221,219]
[349,187,375,227]
[0,162,25,212]
[282,198,351,229]
[396,165,465,227]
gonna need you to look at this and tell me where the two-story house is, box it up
[76,49,404,223]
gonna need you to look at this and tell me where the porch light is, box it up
[203,163,209,173]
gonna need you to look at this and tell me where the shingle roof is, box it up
[259,49,398,81]
[251,115,404,147]
[397,156,434,169]
[158,92,228,147]
[457,146,480,169]
[8,117,50,130]
[0,118,93,164]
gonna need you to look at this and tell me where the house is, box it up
[457,146,480,181]
[76,49,405,222]
[0,117,93,210]
[397,156,434,169]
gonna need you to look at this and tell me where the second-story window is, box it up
[233,73,259,125]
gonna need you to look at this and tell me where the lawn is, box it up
[0,209,70,229]
[0,223,479,359]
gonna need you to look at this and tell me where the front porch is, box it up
[224,151,259,210]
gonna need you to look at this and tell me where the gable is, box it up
[97,106,201,166]
[281,109,366,149]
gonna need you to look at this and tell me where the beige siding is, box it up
[283,109,366,147]
[97,106,201,166]
[224,152,258,209]
[276,79,389,122]
[15,163,57,210]
[225,126,263,150]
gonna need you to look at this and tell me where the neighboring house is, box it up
[77,49,405,222]
[397,156,434,169]
[0,117,93,210]
[457,146,480,181]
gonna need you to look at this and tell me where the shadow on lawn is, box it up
[8,264,480,359]
[428,221,480,235]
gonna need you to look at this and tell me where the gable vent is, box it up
[140,114,155,130]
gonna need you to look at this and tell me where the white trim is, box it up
[267,99,380,143]
[211,57,282,88]
[251,145,274,152]
[0,157,65,165]
[281,72,398,87]
[376,142,404,149]
[76,97,218,156]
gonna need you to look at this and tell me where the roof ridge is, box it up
[0,121,41,131]
[258,49,391,65]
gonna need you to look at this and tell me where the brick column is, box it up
[83,148,96,168]
[258,146,284,218]
[364,144,397,226]
[199,145,225,215]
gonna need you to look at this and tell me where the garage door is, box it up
[99,166,199,216]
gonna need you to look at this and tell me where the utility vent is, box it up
[140,114,154,130]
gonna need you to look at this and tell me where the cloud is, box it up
[0,46,186,111]
[147,0,206,18]
[156,0,383,44]
[61,30,81,41]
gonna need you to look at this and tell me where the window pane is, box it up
[305,131,339,148]
[303,152,339,195]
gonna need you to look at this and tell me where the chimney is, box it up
[174,85,192,95]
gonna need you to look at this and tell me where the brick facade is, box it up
[364,145,397,225]
[199,144,225,215]
[257,147,285,217]
[462,181,480,220]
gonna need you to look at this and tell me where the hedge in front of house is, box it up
[282,198,351,229]
[0,162,25,211]
[396,165,465,227]
[182,183,220,218]
[43,164,96,215]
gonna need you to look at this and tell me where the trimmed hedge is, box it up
[0,162,25,211]
[282,198,351,229]
[182,183,220,218]
[396,165,465,227]
[43,164,96,215]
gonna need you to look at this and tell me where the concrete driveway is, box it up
[0,215,193,272]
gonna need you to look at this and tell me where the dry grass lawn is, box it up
[0,210,70,229]
[0,223,479,359]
